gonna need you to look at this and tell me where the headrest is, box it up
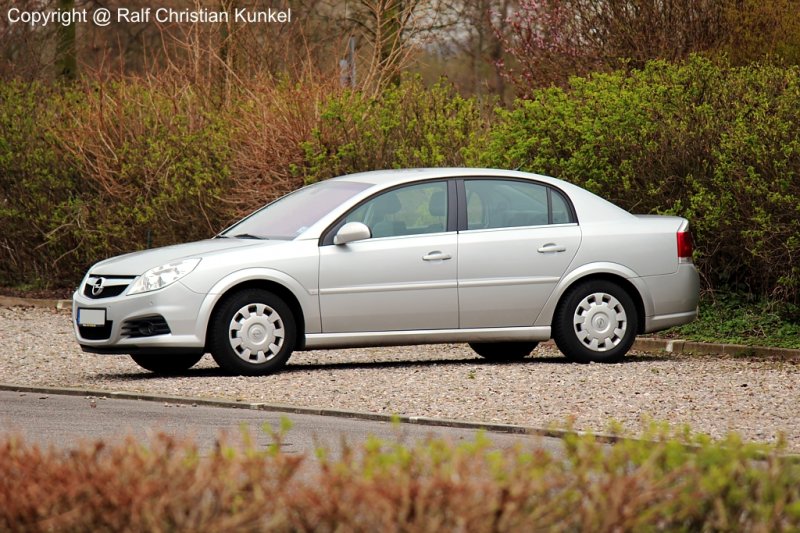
[372,193,402,215]
[429,191,446,217]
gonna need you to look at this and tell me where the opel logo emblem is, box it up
[91,277,105,296]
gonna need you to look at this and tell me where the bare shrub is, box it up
[225,74,343,222]
[58,76,233,252]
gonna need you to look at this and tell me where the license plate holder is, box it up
[77,308,106,327]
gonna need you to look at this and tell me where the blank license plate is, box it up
[78,308,106,327]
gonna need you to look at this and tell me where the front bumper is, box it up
[72,280,207,354]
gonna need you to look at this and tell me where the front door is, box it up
[319,180,458,333]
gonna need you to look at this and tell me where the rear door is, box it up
[457,178,581,328]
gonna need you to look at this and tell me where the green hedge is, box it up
[0,81,234,286]
[482,56,800,302]
[0,82,80,285]
[1,58,799,305]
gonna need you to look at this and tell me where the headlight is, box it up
[127,258,201,295]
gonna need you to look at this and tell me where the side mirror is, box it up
[334,222,371,245]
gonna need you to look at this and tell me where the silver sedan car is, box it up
[73,168,699,375]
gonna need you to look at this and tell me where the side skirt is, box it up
[301,326,551,350]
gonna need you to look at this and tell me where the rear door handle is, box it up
[537,243,566,253]
[422,251,452,261]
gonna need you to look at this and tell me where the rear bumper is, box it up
[641,263,700,333]
[644,309,698,333]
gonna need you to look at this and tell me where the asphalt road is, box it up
[0,391,565,457]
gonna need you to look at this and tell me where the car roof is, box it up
[329,168,568,188]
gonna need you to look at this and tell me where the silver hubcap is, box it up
[573,292,627,352]
[228,303,285,364]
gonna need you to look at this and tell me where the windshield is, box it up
[220,180,372,239]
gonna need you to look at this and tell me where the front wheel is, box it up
[209,289,296,376]
[552,280,638,363]
[469,341,538,361]
[129,353,204,375]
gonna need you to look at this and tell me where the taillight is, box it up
[677,231,693,262]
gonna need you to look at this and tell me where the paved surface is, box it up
[0,391,565,457]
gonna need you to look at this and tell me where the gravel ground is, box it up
[1,307,798,450]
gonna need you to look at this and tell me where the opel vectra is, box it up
[73,169,700,375]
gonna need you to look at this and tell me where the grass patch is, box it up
[1,422,798,531]
[664,292,800,349]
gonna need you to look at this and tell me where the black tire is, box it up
[552,280,638,363]
[129,353,203,375]
[209,289,296,376]
[469,341,538,361]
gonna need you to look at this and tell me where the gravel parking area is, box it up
[1,307,798,450]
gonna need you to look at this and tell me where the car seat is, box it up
[371,193,404,238]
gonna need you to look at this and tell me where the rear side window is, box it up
[464,179,574,230]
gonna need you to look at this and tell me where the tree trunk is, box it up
[56,0,77,79]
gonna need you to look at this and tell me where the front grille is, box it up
[83,275,135,300]
[121,316,171,338]
[83,284,127,299]
[78,321,113,340]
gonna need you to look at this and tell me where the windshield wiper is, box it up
[231,233,266,240]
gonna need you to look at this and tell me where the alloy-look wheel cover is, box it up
[572,292,627,352]
[229,303,285,364]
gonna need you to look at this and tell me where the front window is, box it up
[221,181,372,239]
[344,181,448,238]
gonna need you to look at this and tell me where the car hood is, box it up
[90,238,283,275]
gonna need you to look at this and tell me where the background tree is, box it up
[56,0,77,79]
[720,0,800,65]
[497,0,726,92]
[417,0,514,99]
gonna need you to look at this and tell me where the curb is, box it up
[2,296,798,359]
[0,295,72,310]
[632,338,800,360]
[0,383,624,445]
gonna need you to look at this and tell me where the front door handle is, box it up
[422,251,452,261]
[537,243,567,253]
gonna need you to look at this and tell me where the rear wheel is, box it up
[469,341,538,361]
[552,280,638,363]
[209,289,296,376]
[129,353,203,375]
